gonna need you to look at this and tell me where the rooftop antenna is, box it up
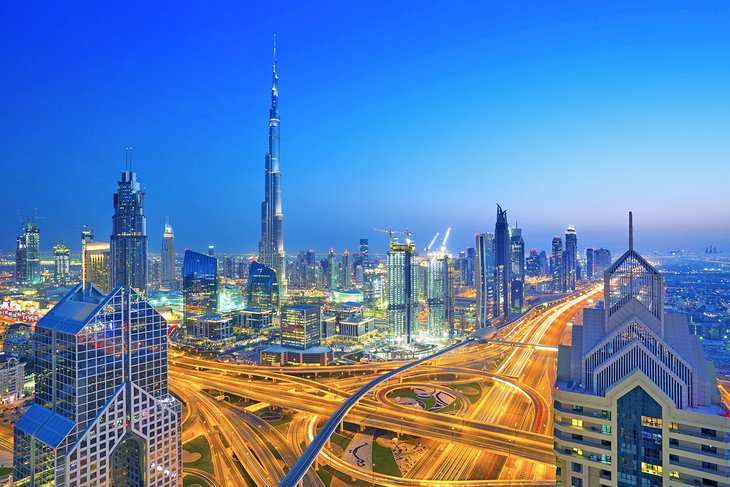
[629,211,634,251]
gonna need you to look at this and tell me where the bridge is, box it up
[478,338,558,352]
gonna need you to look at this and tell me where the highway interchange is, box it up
[170,285,602,486]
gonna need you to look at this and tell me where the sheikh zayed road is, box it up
[168,287,599,487]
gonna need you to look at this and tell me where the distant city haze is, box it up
[2,2,729,254]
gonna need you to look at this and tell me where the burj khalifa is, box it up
[259,37,286,295]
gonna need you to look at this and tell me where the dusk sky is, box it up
[2,1,729,255]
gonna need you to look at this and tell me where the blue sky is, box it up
[1,1,729,255]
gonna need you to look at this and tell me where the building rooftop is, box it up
[15,404,75,449]
[263,345,332,354]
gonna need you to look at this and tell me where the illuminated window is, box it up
[572,448,583,456]
[669,470,680,479]
[571,419,583,428]
[668,421,679,430]
[641,416,662,429]
[601,424,611,434]
[641,462,662,476]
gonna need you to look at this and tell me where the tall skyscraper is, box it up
[258,38,286,296]
[247,261,280,311]
[326,249,338,290]
[554,213,728,486]
[564,225,577,291]
[359,239,369,269]
[160,220,176,291]
[110,169,147,293]
[426,252,451,339]
[475,232,495,328]
[182,250,219,326]
[13,284,181,486]
[526,249,542,277]
[341,249,352,289]
[494,205,511,317]
[593,248,612,276]
[387,239,418,345]
[510,226,525,312]
[53,243,71,285]
[551,236,563,293]
[15,220,40,287]
[585,247,594,279]
[82,229,111,293]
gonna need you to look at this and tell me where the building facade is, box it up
[53,243,71,285]
[426,252,451,339]
[15,221,41,287]
[182,250,219,327]
[554,215,730,487]
[82,238,111,294]
[475,232,495,328]
[160,221,176,291]
[280,304,321,349]
[247,261,279,311]
[552,236,564,293]
[258,39,286,296]
[387,240,419,345]
[494,205,511,317]
[565,225,578,291]
[13,284,181,486]
[0,353,25,404]
[110,170,148,293]
[510,227,525,312]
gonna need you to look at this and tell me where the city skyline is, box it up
[2,2,730,254]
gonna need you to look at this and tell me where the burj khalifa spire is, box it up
[259,35,286,295]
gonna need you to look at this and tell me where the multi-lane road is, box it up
[168,286,601,486]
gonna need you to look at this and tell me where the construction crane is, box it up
[440,227,451,252]
[373,227,412,244]
[426,232,440,254]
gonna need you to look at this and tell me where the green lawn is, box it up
[372,440,401,477]
[330,432,352,451]
[387,388,436,410]
[183,435,215,475]
[183,474,211,487]
[0,467,12,476]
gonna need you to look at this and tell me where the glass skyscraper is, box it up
[160,221,176,291]
[551,236,564,293]
[182,249,219,323]
[475,232,495,328]
[110,170,148,293]
[53,243,71,285]
[510,227,525,312]
[493,205,511,317]
[564,225,577,291]
[280,304,321,349]
[426,252,451,339]
[15,220,41,286]
[247,261,279,311]
[13,284,181,486]
[387,240,418,344]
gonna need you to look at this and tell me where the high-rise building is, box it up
[526,249,542,277]
[464,247,476,287]
[585,247,595,279]
[341,250,352,289]
[475,232,495,328]
[53,243,71,285]
[247,261,279,311]
[13,284,181,486]
[182,250,219,326]
[326,249,338,290]
[552,236,564,293]
[160,221,176,291]
[258,38,286,296]
[82,237,111,294]
[494,205,511,317]
[593,248,612,276]
[510,227,525,312]
[387,239,418,345]
[554,214,729,487]
[110,169,147,293]
[564,225,578,291]
[15,221,41,287]
[359,239,369,269]
[427,252,451,339]
[281,304,321,350]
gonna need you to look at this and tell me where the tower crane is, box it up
[373,227,412,244]
[440,227,451,252]
[426,232,440,254]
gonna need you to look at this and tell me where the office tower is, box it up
[182,250,219,328]
[341,250,352,288]
[15,220,41,287]
[526,249,541,277]
[554,213,728,487]
[258,39,286,296]
[247,261,279,311]
[552,237,564,293]
[427,252,451,339]
[0,353,26,403]
[539,250,549,276]
[305,250,317,289]
[475,233,495,327]
[585,247,594,279]
[52,243,71,285]
[160,221,176,290]
[326,249,338,290]
[281,304,321,349]
[565,225,577,291]
[593,248,612,276]
[494,205,511,317]
[187,313,233,343]
[510,227,525,311]
[110,169,147,293]
[82,230,111,293]
[359,239,369,268]
[464,247,476,287]
[387,238,418,345]
[13,284,181,487]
